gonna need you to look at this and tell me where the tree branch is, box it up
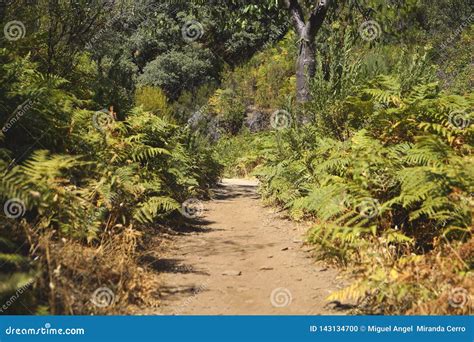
[284,0,305,36]
[307,0,331,37]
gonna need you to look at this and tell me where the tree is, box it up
[284,0,332,102]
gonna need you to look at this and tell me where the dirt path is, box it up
[153,179,344,315]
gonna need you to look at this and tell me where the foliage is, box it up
[203,33,297,135]
[1,0,472,316]
[137,48,218,100]
[214,131,275,178]
[216,41,473,313]
[251,73,473,313]
[0,47,221,314]
[135,86,172,119]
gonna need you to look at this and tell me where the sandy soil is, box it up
[148,179,345,315]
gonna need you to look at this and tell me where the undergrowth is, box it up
[0,50,221,314]
[215,36,473,314]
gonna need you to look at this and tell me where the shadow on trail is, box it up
[158,284,211,301]
[166,217,221,235]
[140,255,210,276]
[212,184,260,201]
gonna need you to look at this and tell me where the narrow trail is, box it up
[153,179,344,315]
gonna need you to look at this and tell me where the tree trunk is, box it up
[285,0,330,103]
[296,40,315,102]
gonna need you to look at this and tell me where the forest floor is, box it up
[139,179,346,315]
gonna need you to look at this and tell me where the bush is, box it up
[135,86,172,119]
[137,49,218,100]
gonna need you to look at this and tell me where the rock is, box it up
[222,270,242,276]
[281,247,289,251]
[267,255,273,258]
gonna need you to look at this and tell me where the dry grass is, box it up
[34,226,162,315]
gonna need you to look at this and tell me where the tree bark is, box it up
[285,0,331,103]
[296,38,315,102]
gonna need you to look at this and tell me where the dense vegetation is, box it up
[0,0,472,315]
[0,0,228,314]
[214,1,473,314]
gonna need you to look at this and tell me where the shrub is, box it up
[135,86,172,119]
